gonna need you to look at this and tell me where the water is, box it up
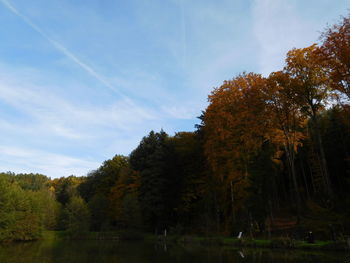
[0,239,348,263]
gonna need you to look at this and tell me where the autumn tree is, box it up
[202,73,272,232]
[109,166,142,229]
[78,155,129,202]
[285,44,333,198]
[267,71,305,218]
[52,176,83,205]
[320,14,350,101]
[78,155,129,230]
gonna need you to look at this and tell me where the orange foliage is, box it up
[321,15,350,100]
[203,73,270,187]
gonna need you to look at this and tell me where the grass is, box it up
[41,231,350,251]
[154,235,349,251]
[42,230,143,241]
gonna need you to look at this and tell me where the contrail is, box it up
[180,0,187,67]
[0,0,133,104]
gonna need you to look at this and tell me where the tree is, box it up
[120,193,142,230]
[52,176,82,205]
[88,193,110,231]
[64,196,90,239]
[318,107,350,198]
[202,73,272,232]
[13,173,49,191]
[77,155,129,230]
[204,73,269,178]
[129,130,176,231]
[167,132,207,229]
[245,142,277,232]
[109,166,142,229]
[78,155,128,201]
[31,189,60,230]
[285,44,333,198]
[320,15,350,101]
[0,175,42,241]
[267,71,306,219]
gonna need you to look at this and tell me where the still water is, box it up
[0,239,349,263]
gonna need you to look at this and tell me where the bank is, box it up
[145,235,350,251]
[41,231,350,252]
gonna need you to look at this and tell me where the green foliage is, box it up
[78,155,128,201]
[168,132,207,225]
[88,193,110,231]
[33,190,61,230]
[120,193,142,229]
[13,173,49,191]
[64,196,90,239]
[52,176,83,205]
[0,176,42,242]
[76,155,129,230]
[130,130,175,231]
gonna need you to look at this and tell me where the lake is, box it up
[0,239,349,263]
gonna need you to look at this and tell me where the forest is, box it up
[0,15,349,243]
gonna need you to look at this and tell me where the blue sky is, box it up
[0,0,348,178]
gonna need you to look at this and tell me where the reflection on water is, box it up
[0,239,349,263]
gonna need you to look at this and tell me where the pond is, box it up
[0,239,348,263]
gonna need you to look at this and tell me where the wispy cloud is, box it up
[252,0,320,75]
[0,145,100,178]
[0,69,161,177]
[180,0,187,68]
[162,103,200,120]
[1,0,346,178]
[253,0,292,75]
[0,0,135,104]
[0,69,157,139]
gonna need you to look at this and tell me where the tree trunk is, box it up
[300,161,310,200]
[284,144,301,222]
[312,115,333,198]
[230,181,235,228]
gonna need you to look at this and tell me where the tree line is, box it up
[0,14,349,242]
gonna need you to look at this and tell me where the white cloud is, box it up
[252,0,320,76]
[0,145,100,178]
[161,103,202,120]
[0,0,112,92]
[0,68,157,139]
[252,0,350,76]
[0,65,161,176]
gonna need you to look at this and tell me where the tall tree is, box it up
[168,132,207,229]
[202,73,271,232]
[285,44,333,198]
[109,166,142,229]
[64,196,90,239]
[320,15,350,101]
[129,130,177,232]
[78,155,128,202]
[267,71,305,219]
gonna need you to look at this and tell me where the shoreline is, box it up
[38,231,350,252]
[146,235,350,252]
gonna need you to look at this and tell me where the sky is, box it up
[0,0,348,178]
